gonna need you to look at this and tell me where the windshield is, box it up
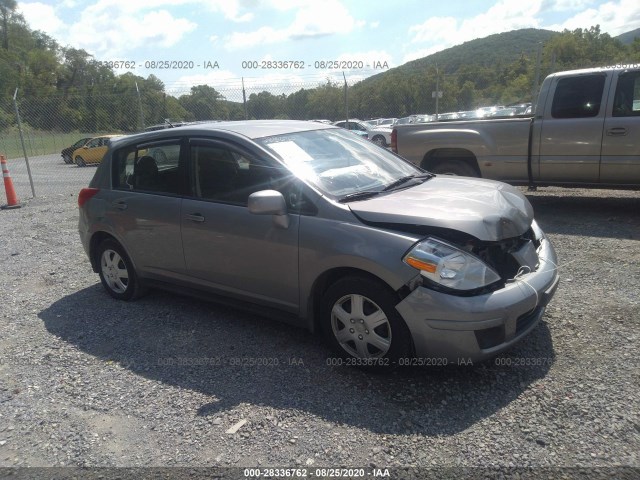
[257,128,423,200]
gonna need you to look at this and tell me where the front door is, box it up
[538,73,610,183]
[181,139,300,312]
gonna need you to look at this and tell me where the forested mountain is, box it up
[398,29,558,75]
[615,28,640,45]
[1,0,640,134]
[347,26,640,118]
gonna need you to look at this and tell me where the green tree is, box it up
[178,85,228,120]
[0,0,16,50]
[246,91,286,119]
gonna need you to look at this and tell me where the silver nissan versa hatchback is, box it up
[78,120,559,365]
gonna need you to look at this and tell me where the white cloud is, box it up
[548,0,640,35]
[70,0,253,22]
[65,7,196,57]
[18,3,65,34]
[402,45,449,64]
[408,0,543,48]
[172,69,317,96]
[225,0,363,49]
[409,17,458,44]
[206,0,254,22]
[540,0,594,12]
[20,0,255,57]
[227,26,289,49]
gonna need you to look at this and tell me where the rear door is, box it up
[600,69,640,184]
[104,138,187,280]
[180,138,301,312]
[538,72,610,182]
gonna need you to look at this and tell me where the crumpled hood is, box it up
[349,176,534,241]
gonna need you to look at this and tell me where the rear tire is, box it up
[96,239,145,300]
[62,154,72,164]
[321,276,412,366]
[430,159,478,177]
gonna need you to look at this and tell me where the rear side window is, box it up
[113,141,184,194]
[551,74,606,118]
[612,71,640,117]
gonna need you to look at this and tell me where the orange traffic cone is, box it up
[1,155,21,209]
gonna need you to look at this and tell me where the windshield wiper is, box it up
[338,190,383,203]
[382,173,434,191]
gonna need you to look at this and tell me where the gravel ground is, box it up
[0,185,638,478]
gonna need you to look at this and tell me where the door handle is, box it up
[606,127,628,136]
[111,201,127,210]
[186,213,205,223]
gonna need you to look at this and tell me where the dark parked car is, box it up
[61,137,92,164]
[78,120,558,364]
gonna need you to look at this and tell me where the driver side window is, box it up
[190,142,315,213]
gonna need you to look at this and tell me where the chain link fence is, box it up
[1,79,368,201]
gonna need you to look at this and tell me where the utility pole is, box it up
[435,65,440,121]
[531,43,542,108]
[432,65,442,120]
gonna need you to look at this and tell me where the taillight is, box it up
[391,128,397,153]
[78,188,99,207]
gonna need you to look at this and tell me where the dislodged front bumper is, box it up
[395,235,559,362]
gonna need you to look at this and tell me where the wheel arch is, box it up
[308,267,407,335]
[421,148,481,176]
[89,231,134,273]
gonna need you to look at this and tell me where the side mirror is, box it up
[248,190,289,228]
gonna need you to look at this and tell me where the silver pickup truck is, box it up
[391,66,640,188]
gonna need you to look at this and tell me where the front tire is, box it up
[75,156,86,167]
[371,135,387,147]
[321,276,412,363]
[96,239,144,300]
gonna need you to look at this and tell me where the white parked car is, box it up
[333,119,392,147]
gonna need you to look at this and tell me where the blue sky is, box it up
[17,0,640,93]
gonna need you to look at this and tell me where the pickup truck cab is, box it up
[392,66,640,188]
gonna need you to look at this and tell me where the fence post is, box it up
[135,82,145,129]
[343,72,349,123]
[242,77,248,120]
[12,88,36,198]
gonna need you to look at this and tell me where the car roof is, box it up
[113,120,336,147]
[91,134,122,139]
[111,120,338,148]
